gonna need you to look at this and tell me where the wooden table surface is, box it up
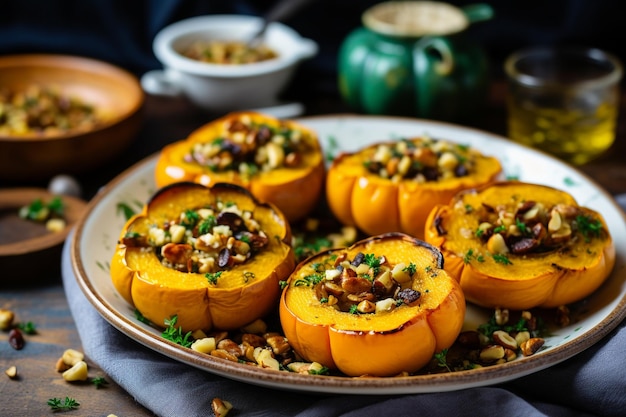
[2,78,626,417]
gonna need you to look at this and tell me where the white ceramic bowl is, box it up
[142,15,318,112]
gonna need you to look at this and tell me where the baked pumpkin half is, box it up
[326,136,501,239]
[154,111,325,223]
[424,181,615,310]
[110,182,295,332]
[279,232,465,377]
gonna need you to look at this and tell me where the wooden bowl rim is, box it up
[0,53,144,142]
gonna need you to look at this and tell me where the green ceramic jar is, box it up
[338,1,493,122]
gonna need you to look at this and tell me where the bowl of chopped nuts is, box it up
[0,54,144,181]
[141,15,318,112]
[0,187,86,286]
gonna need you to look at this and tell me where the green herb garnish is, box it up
[134,309,151,324]
[576,214,603,240]
[198,216,216,235]
[162,315,194,348]
[308,366,330,375]
[17,321,37,335]
[91,376,108,389]
[47,397,80,412]
[434,348,451,372]
[492,253,512,265]
[205,271,222,285]
[402,262,417,276]
[116,202,136,221]
[294,274,323,287]
[363,253,382,275]
[181,209,200,229]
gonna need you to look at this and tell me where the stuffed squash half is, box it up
[111,182,295,332]
[155,112,325,222]
[326,136,501,238]
[424,181,615,310]
[279,232,465,377]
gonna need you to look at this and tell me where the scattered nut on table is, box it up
[62,360,89,382]
[211,397,233,417]
[5,366,17,379]
[0,308,15,330]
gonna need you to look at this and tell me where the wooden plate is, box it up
[0,188,86,286]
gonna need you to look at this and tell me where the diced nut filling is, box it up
[364,137,479,183]
[459,199,606,260]
[295,251,429,314]
[186,318,328,375]
[436,307,551,372]
[0,85,101,136]
[182,41,277,65]
[184,115,314,177]
[180,304,563,376]
[121,200,268,278]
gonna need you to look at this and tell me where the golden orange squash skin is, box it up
[424,181,616,310]
[111,182,295,332]
[325,138,501,239]
[279,232,466,377]
[154,112,325,222]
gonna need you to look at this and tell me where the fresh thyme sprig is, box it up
[47,397,80,412]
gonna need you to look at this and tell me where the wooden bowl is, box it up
[0,54,144,181]
[0,188,87,286]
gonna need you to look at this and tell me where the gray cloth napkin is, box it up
[61,235,625,417]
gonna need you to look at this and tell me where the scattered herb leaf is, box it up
[116,202,136,221]
[47,397,80,412]
[91,376,108,389]
[434,348,451,372]
[17,321,37,334]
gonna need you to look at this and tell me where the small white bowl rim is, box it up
[153,14,318,78]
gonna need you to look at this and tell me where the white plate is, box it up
[71,115,626,395]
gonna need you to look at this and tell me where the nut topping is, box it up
[120,199,268,279]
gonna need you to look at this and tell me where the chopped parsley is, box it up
[492,253,512,265]
[294,274,324,287]
[402,263,417,276]
[576,214,603,240]
[181,209,200,229]
[198,216,216,235]
[19,196,65,222]
[363,253,382,275]
[206,271,222,284]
